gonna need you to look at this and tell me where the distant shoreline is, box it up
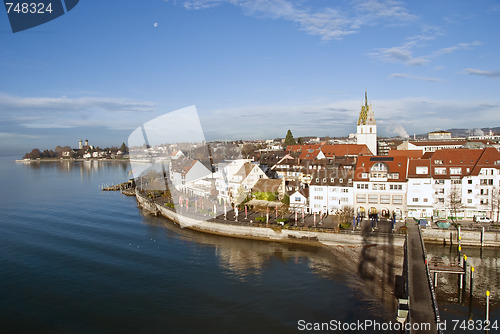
[15,158,129,163]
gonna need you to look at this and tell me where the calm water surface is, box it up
[1,157,498,333]
[1,157,393,334]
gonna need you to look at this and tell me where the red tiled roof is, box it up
[287,144,321,153]
[407,159,432,178]
[470,147,500,176]
[320,144,372,157]
[388,150,423,159]
[407,148,500,179]
[354,156,408,182]
[292,144,372,160]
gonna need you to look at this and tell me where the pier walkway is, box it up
[407,222,440,333]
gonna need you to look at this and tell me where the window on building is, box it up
[467,189,472,194]
[435,180,445,185]
[434,160,443,165]
[480,189,489,195]
[438,198,445,203]
[314,196,324,200]
[480,179,493,185]
[361,173,369,178]
[370,163,388,178]
[435,167,446,175]
[356,194,366,203]
[468,179,473,184]
[380,195,390,204]
[467,199,472,204]
[392,195,403,204]
[423,198,428,203]
[450,168,461,175]
[452,179,461,184]
[416,166,428,174]
[342,189,349,193]
[412,198,419,202]
[368,194,378,203]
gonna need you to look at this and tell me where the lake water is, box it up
[0,157,498,333]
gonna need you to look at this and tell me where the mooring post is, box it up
[486,290,490,323]
[463,255,467,291]
[481,227,485,247]
[470,267,475,298]
[434,272,438,287]
[458,226,461,242]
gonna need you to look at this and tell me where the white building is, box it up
[407,148,500,220]
[170,158,212,192]
[215,159,267,204]
[308,165,354,214]
[289,188,308,211]
[406,159,434,218]
[356,91,377,155]
[353,156,408,220]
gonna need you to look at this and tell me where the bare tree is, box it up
[335,206,355,226]
[490,186,500,222]
[448,185,463,222]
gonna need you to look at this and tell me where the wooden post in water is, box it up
[486,290,490,324]
[481,227,485,247]
[470,266,475,298]
[462,255,467,291]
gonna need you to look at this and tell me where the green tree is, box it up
[119,142,128,153]
[283,129,296,148]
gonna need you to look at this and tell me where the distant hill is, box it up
[407,127,500,139]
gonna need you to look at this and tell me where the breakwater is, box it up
[135,190,405,248]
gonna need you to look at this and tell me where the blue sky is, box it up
[1,0,500,154]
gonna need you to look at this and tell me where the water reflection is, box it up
[145,213,403,318]
[19,159,131,178]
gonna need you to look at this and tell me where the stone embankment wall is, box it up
[136,191,404,248]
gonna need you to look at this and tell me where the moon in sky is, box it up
[154,23,158,28]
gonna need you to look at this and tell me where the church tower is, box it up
[356,90,377,155]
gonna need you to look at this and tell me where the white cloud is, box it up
[0,93,157,130]
[198,97,500,140]
[0,132,42,139]
[432,41,482,57]
[179,0,416,41]
[389,73,444,82]
[369,26,481,66]
[463,68,500,78]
